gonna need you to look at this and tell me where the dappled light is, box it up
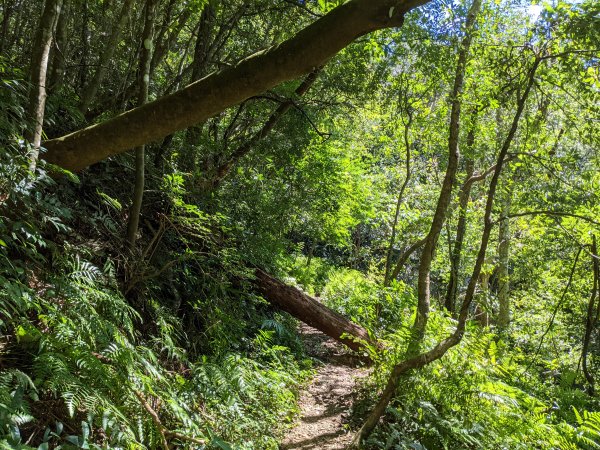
[0,0,599,449]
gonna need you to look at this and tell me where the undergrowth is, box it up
[286,253,600,450]
[0,127,310,449]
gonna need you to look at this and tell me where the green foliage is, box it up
[2,0,600,448]
[559,409,600,450]
[283,254,335,296]
[0,137,308,448]
[362,325,589,450]
[190,335,311,449]
[322,268,413,332]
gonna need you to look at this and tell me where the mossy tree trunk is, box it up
[42,0,431,172]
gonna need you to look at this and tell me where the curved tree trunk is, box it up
[203,66,323,191]
[350,40,542,450]
[444,124,476,313]
[384,110,413,286]
[412,0,482,349]
[388,237,426,284]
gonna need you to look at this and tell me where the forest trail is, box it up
[280,324,369,450]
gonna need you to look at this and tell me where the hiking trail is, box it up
[280,324,369,450]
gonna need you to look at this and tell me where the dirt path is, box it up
[280,325,368,450]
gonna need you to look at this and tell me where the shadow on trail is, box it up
[280,324,369,450]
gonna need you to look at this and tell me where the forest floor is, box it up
[280,324,369,450]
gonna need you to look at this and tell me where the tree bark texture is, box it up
[150,0,192,74]
[26,0,63,170]
[253,269,375,352]
[384,111,413,286]
[126,0,157,246]
[444,126,476,313]
[582,236,599,394]
[180,4,217,172]
[413,0,481,345]
[43,0,430,172]
[496,190,512,328]
[48,0,69,93]
[0,0,14,54]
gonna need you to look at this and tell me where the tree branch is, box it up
[134,390,206,449]
[506,210,600,227]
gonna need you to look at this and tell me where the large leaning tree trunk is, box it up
[253,269,375,352]
[42,0,431,172]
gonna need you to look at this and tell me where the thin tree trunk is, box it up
[384,112,413,286]
[190,4,216,82]
[476,253,492,325]
[150,4,192,74]
[96,2,194,118]
[388,237,426,285]
[306,242,315,268]
[444,124,476,313]
[3,0,25,57]
[444,160,474,313]
[205,66,323,190]
[26,0,63,171]
[48,0,69,93]
[180,4,216,172]
[350,53,542,447]
[43,0,430,172]
[496,189,512,328]
[149,0,177,73]
[413,0,481,348]
[7,0,27,58]
[126,0,157,246]
[582,236,599,394]
[78,0,90,92]
[78,0,135,113]
[0,0,14,54]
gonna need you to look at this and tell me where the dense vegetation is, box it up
[1,0,599,448]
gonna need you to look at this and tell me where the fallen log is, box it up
[253,269,375,352]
